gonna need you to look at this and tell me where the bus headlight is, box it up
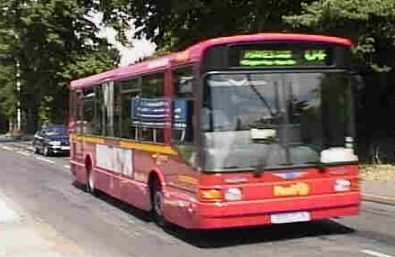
[334,179,351,192]
[224,188,242,201]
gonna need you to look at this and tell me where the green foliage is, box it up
[0,64,16,118]
[105,0,313,50]
[38,96,54,124]
[284,0,395,72]
[0,0,121,132]
[1,0,394,135]
[101,0,395,73]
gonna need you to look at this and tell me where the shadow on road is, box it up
[73,181,152,222]
[165,220,354,248]
[73,181,355,248]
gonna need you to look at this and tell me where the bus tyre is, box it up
[34,146,39,154]
[87,170,97,196]
[151,180,167,228]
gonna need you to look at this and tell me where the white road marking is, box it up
[64,165,70,169]
[34,156,55,164]
[361,249,395,257]
[1,146,13,151]
[17,150,31,156]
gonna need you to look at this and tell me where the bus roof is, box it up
[70,33,352,89]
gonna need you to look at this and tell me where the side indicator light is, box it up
[350,178,360,191]
[198,189,222,202]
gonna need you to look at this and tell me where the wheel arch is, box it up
[148,169,166,189]
[147,169,166,209]
[84,154,93,171]
[84,153,94,184]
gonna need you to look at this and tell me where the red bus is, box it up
[69,33,360,229]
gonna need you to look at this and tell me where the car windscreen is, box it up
[44,127,67,136]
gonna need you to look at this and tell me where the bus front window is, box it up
[201,72,355,172]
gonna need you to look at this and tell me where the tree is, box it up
[0,0,120,133]
[284,0,395,162]
[284,0,395,72]
[102,0,314,51]
[0,63,16,131]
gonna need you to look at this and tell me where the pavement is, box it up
[0,133,34,142]
[1,138,395,257]
[0,193,84,257]
[362,181,395,206]
[0,134,80,256]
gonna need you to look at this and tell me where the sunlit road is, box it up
[1,141,395,257]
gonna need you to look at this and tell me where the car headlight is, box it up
[224,188,242,201]
[49,141,61,146]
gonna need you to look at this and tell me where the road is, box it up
[0,140,394,257]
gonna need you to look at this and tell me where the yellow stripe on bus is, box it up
[70,133,177,155]
[119,141,177,155]
[84,137,105,144]
[177,175,198,185]
[71,134,104,144]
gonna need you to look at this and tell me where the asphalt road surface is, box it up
[1,141,394,257]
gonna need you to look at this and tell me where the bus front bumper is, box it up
[178,191,360,229]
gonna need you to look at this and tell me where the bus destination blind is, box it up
[232,45,333,68]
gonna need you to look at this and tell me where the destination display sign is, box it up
[202,42,351,72]
[239,49,329,67]
[228,44,335,68]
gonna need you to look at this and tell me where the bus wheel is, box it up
[87,170,96,195]
[151,180,167,228]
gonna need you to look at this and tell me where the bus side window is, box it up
[117,79,141,139]
[172,68,194,143]
[139,73,165,143]
[172,67,196,165]
[95,85,104,136]
[81,88,96,135]
[73,90,83,133]
[70,90,81,133]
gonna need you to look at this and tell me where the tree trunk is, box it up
[25,103,39,134]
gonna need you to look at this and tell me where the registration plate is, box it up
[270,211,311,224]
[61,146,70,150]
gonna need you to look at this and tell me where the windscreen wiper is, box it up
[246,74,276,117]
